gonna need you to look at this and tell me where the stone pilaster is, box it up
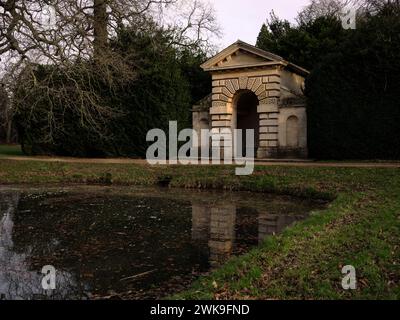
[257,98,279,158]
[210,104,233,160]
[210,79,234,160]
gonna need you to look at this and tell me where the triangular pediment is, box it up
[201,40,284,71]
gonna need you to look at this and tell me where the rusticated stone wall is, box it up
[209,68,282,158]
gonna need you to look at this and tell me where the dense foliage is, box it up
[306,5,400,159]
[14,27,210,157]
[256,12,347,71]
[256,2,400,159]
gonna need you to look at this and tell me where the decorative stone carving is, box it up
[226,80,235,94]
[222,87,233,98]
[212,101,227,108]
[247,78,256,90]
[251,77,262,93]
[239,77,248,89]
[232,79,240,91]
[257,91,267,100]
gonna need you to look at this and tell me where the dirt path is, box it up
[1,155,400,168]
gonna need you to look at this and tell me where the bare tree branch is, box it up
[0,0,220,143]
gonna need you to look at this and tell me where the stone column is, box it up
[257,98,279,158]
[256,75,281,159]
[210,79,234,160]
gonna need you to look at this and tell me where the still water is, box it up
[0,185,326,300]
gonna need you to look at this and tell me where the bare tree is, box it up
[297,0,354,24]
[297,0,399,24]
[357,0,400,12]
[0,82,12,143]
[0,1,217,65]
[0,0,219,143]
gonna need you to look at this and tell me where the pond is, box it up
[0,185,327,300]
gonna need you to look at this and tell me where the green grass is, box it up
[0,159,398,300]
[0,144,23,157]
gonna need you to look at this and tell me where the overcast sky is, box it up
[211,0,310,49]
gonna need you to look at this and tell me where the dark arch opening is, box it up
[235,90,259,157]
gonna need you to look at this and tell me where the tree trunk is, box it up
[6,119,12,144]
[93,0,108,60]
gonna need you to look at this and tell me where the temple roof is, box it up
[201,40,309,77]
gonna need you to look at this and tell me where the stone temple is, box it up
[192,40,309,159]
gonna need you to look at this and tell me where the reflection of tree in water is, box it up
[0,191,80,300]
[7,192,208,299]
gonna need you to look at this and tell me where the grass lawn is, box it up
[0,144,23,157]
[0,159,398,300]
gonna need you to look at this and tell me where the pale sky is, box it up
[212,0,310,49]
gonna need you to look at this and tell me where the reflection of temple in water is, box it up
[258,213,301,244]
[191,202,304,267]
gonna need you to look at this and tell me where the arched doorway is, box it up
[233,90,259,157]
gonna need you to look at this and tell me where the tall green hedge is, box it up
[256,4,400,160]
[306,6,400,159]
[14,27,209,157]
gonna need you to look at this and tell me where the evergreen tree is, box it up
[14,26,207,157]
